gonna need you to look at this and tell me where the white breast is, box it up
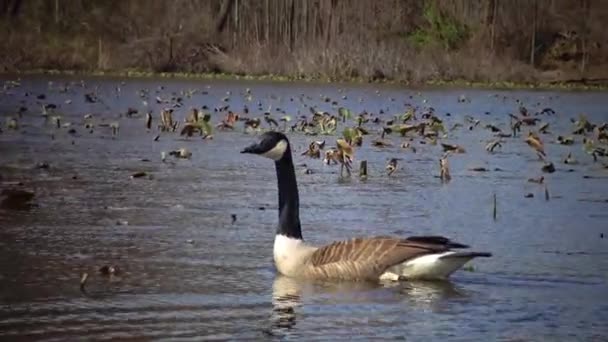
[273,234,316,277]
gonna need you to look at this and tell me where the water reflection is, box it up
[391,280,465,304]
[271,276,302,331]
[270,275,466,335]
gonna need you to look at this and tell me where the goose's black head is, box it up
[241,132,290,161]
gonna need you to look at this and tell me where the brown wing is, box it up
[305,237,453,281]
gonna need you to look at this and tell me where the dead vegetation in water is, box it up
[2,73,608,241]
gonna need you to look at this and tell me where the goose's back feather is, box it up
[304,236,458,280]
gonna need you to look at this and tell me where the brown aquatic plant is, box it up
[336,139,353,176]
[160,108,176,132]
[80,272,89,293]
[180,123,203,137]
[6,117,18,130]
[469,167,489,172]
[372,139,393,148]
[485,124,501,133]
[186,108,199,124]
[386,158,399,176]
[145,111,153,130]
[264,114,279,128]
[557,136,574,145]
[130,171,148,179]
[542,162,556,173]
[301,140,324,159]
[525,132,545,157]
[493,193,497,221]
[1,188,35,210]
[110,122,120,136]
[441,143,466,154]
[527,176,544,184]
[169,148,192,159]
[563,152,578,165]
[244,118,261,130]
[439,153,451,182]
[323,149,339,165]
[485,140,502,153]
[99,265,120,276]
[359,160,368,179]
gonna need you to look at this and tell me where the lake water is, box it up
[1,75,607,341]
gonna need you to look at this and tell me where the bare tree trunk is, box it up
[215,0,235,34]
[9,0,22,19]
[232,0,238,46]
[54,0,59,24]
[288,0,295,51]
[264,0,270,42]
[1,0,9,16]
[489,0,497,53]
[324,1,333,49]
[580,0,590,76]
[169,36,173,66]
[97,37,103,70]
[530,0,537,66]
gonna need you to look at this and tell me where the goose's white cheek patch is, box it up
[262,140,288,161]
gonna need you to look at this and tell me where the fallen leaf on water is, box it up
[130,171,147,179]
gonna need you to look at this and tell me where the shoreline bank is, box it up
[2,69,608,91]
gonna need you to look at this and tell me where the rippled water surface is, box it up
[1,75,607,341]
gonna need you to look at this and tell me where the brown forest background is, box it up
[1,0,607,84]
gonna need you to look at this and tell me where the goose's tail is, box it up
[439,251,492,259]
[383,251,492,281]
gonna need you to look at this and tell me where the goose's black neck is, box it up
[275,145,303,240]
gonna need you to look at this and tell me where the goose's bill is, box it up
[241,142,263,154]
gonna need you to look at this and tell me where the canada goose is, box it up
[241,132,491,281]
